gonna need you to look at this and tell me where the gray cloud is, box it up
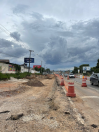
[1,0,99,69]
[0,38,28,58]
[40,36,67,65]
[10,32,21,41]
[71,19,99,38]
[13,4,29,14]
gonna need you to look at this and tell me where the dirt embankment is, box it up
[0,75,91,132]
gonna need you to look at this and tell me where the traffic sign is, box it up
[24,58,34,63]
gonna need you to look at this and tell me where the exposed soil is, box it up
[0,86,29,97]
[25,79,45,87]
[0,75,92,132]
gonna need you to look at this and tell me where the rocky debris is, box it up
[26,79,45,87]
[6,113,23,120]
[50,117,54,119]
[64,111,70,114]
[0,110,10,114]
[91,124,98,128]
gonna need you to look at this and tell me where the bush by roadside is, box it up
[0,72,31,80]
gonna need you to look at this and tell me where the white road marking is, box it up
[81,96,99,99]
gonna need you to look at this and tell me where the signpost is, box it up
[24,58,34,63]
[24,58,34,73]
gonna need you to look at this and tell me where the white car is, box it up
[69,73,75,78]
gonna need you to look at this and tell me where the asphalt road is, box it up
[71,77,99,92]
[64,76,99,129]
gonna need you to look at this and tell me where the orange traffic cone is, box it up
[66,82,76,97]
[67,75,69,80]
[81,78,87,87]
[60,77,64,86]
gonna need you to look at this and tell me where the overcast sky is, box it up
[0,0,99,70]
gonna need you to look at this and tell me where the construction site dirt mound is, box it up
[26,79,45,87]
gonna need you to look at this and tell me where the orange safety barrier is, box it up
[67,75,69,80]
[64,80,68,91]
[81,78,87,87]
[60,77,64,86]
[66,82,76,97]
[55,74,76,97]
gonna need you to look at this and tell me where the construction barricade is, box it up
[60,77,64,86]
[81,78,87,87]
[67,75,69,80]
[55,74,76,97]
[84,76,87,80]
[66,82,76,97]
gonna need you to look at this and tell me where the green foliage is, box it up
[34,66,50,74]
[0,72,31,80]
[72,66,78,74]
[91,59,99,73]
[79,64,89,73]
[34,66,45,74]
[13,64,21,72]
[34,67,40,71]
[45,68,50,73]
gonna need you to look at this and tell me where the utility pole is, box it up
[28,50,34,73]
[41,61,42,74]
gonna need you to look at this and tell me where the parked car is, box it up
[64,74,68,77]
[90,73,99,86]
[69,73,75,78]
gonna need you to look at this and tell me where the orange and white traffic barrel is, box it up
[81,78,87,87]
[66,82,76,97]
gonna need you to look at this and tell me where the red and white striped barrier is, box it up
[81,78,87,87]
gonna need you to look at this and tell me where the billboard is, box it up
[24,58,34,63]
[33,65,41,68]
[83,67,90,71]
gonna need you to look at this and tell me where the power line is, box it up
[0,26,10,35]
[0,24,10,34]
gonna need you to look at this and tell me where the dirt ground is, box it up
[0,75,91,132]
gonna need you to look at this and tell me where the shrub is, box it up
[0,72,31,80]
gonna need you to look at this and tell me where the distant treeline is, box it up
[72,59,99,74]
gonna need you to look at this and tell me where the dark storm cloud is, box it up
[20,12,99,66]
[0,39,12,48]
[13,4,29,14]
[0,38,28,57]
[41,36,67,65]
[10,7,99,67]
[10,32,21,41]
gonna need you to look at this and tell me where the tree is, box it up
[34,67,40,72]
[91,59,99,73]
[34,66,45,74]
[79,64,89,73]
[45,68,50,73]
[96,59,99,68]
[72,66,78,74]
[14,64,21,72]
